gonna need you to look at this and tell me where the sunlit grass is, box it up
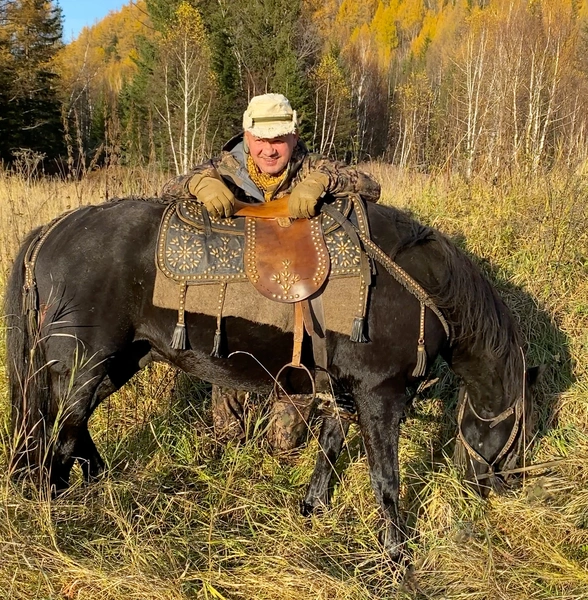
[0,164,587,598]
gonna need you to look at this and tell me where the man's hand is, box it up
[188,174,236,218]
[288,171,330,219]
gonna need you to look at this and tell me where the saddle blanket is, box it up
[153,272,362,336]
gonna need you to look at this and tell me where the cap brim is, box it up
[244,123,296,139]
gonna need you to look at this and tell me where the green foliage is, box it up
[220,0,316,142]
[197,0,242,142]
[0,0,64,165]
[118,34,159,165]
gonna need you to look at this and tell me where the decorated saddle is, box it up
[153,195,373,357]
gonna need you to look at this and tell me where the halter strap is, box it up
[457,390,523,468]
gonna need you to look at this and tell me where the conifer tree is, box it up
[0,0,64,164]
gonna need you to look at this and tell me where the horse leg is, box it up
[301,416,350,515]
[75,427,105,482]
[71,348,153,483]
[356,383,408,560]
[45,365,114,490]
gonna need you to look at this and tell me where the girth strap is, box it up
[292,302,304,367]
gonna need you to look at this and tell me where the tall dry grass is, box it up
[0,164,587,598]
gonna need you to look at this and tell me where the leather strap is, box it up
[292,302,304,367]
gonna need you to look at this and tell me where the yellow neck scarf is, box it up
[247,154,288,201]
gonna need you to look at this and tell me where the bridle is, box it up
[456,390,524,470]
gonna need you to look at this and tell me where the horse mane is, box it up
[374,203,525,398]
[107,195,171,205]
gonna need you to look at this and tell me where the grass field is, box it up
[0,164,587,599]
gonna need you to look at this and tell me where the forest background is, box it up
[0,1,588,598]
[4,0,588,178]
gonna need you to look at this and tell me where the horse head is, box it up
[455,365,543,496]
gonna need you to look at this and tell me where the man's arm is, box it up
[287,154,381,219]
[305,156,381,203]
[161,160,219,200]
[161,159,236,218]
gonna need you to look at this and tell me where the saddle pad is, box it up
[157,203,248,283]
[153,270,363,337]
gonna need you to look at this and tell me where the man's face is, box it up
[245,131,298,175]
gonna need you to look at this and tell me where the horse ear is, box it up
[526,365,545,388]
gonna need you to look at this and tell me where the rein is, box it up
[456,390,523,469]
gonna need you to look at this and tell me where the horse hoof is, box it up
[300,500,315,517]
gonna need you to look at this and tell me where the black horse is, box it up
[5,198,539,558]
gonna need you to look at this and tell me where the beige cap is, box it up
[242,93,297,139]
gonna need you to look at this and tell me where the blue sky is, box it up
[59,0,129,42]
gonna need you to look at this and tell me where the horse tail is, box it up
[5,227,51,478]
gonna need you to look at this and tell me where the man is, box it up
[162,93,380,443]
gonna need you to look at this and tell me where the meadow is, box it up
[0,164,587,599]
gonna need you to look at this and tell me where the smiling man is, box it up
[162,93,381,441]
[163,93,380,218]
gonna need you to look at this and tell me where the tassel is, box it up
[350,316,368,343]
[412,341,427,377]
[170,282,188,350]
[211,282,227,358]
[210,328,223,358]
[24,281,38,313]
[170,322,187,350]
[412,303,427,377]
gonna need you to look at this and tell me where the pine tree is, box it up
[196,0,242,143]
[0,0,64,164]
[222,0,316,143]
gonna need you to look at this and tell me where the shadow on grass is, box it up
[392,230,574,552]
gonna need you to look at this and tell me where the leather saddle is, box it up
[157,194,370,369]
[161,195,360,296]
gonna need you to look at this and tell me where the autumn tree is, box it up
[310,53,353,156]
[155,2,217,174]
[55,1,149,172]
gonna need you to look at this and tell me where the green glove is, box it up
[288,171,330,219]
[188,173,236,218]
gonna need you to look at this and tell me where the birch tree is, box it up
[155,2,216,174]
[310,53,352,156]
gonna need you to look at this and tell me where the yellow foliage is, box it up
[311,53,351,100]
[370,1,398,50]
[397,0,425,36]
[304,0,340,37]
[335,0,379,35]
[55,0,153,96]
[167,1,209,52]
[410,10,439,57]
